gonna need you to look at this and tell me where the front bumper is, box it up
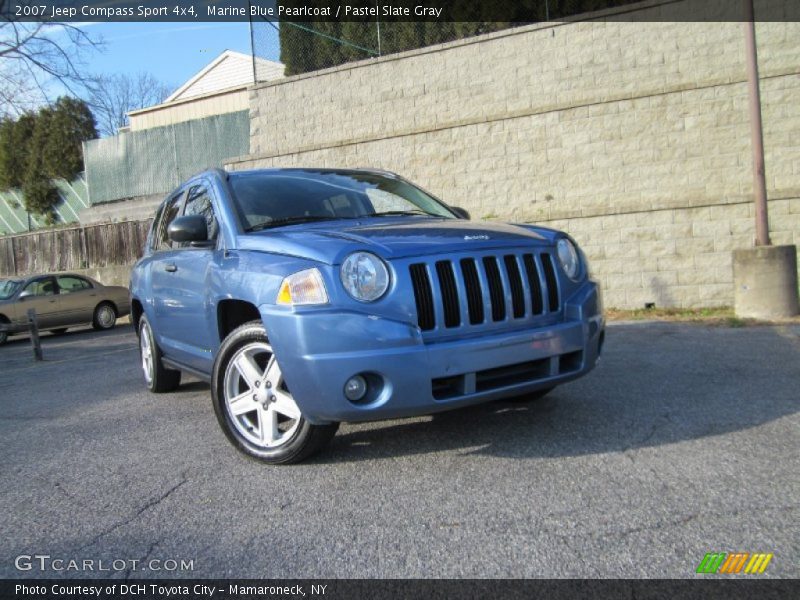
[261,281,604,424]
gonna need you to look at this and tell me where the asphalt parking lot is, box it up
[0,321,798,579]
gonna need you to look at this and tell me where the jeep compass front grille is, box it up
[409,251,560,332]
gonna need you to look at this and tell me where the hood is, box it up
[236,217,556,264]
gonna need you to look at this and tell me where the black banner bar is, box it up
[2,0,800,23]
[3,579,800,600]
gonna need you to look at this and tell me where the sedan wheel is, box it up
[212,321,338,464]
[0,330,7,345]
[92,302,117,330]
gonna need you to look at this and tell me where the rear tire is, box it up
[139,315,181,393]
[212,320,338,464]
[92,302,117,330]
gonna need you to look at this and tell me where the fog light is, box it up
[344,375,368,401]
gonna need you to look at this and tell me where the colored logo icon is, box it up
[696,552,773,574]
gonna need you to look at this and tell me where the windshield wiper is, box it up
[362,210,437,218]
[245,215,342,232]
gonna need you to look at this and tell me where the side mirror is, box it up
[450,206,471,220]
[18,290,33,300]
[168,215,209,245]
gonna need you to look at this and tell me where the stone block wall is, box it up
[230,0,800,308]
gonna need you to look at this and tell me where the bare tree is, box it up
[0,1,100,116]
[86,72,173,136]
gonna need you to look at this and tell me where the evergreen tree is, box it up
[0,113,36,189]
[276,0,639,74]
[21,178,59,223]
[42,97,97,180]
[0,97,96,222]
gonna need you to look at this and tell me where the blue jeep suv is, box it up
[130,168,604,463]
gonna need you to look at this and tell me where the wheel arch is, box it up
[95,298,118,314]
[130,298,144,334]
[217,299,262,344]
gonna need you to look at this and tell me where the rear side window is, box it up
[183,185,219,245]
[57,276,92,293]
[154,193,183,252]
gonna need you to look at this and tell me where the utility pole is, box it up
[732,0,798,319]
[742,0,770,246]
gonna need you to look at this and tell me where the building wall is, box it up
[231,0,800,309]
[168,52,283,102]
[128,89,250,131]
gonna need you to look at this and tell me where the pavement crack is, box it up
[123,540,160,580]
[76,472,189,552]
[608,513,699,540]
[131,472,189,520]
[621,410,675,464]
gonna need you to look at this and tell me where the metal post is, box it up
[10,237,16,275]
[742,0,771,246]
[27,308,43,361]
[248,0,258,84]
[376,1,381,56]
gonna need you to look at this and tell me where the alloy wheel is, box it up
[223,341,302,448]
[140,323,154,385]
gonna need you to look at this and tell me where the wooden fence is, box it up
[0,220,152,277]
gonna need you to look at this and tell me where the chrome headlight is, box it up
[276,268,328,306]
[340,252,390,302]
[556,238,581,281]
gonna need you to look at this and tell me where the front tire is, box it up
[212,320,338,464]
[139,315,181,393]
[92,302,117,330]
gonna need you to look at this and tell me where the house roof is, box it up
[164,50,284,103]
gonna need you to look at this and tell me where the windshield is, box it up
[0,279,21,300]
[228,170,456,232]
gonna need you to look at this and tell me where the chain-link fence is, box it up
[250,1,640,79]
[83,111,249,205]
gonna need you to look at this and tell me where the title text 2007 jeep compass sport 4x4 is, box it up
[130,168,604,463]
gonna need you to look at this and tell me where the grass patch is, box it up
[606,306,798,327]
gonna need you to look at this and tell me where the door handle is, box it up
[164,264,177,273]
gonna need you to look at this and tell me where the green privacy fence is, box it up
[83,110,250,205]
[0,177,90,236]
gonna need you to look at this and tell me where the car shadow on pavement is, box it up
[313,323,800,463]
